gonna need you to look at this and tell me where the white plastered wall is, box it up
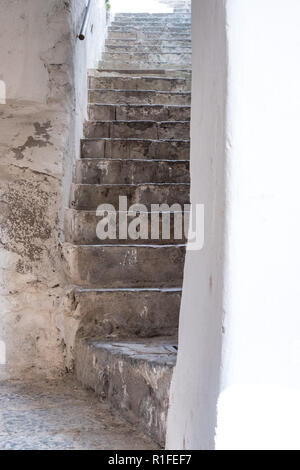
[167,0,300,450]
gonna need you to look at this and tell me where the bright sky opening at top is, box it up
[110,0,173,14]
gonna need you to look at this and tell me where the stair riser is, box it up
[105,39,191,47]
[88,104,190,121]
[75,339,174,445]
[74,160,190,184]
[81,139,190,160]
[114,14,190,18]
[102,53,191,63]
[84,121,190,140]
[89,76,191,92]
[112,19,190,24]
[74,289,181,339]
[89,90,191,106]
[99,63,191,71]
[108,32,191,40]
[65,209,188,245]
[64,244,186,288]
[105,46,191,54]
[109,26,190,33]
[70,183,190,210]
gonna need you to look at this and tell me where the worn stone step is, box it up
[81,138,190,160]
[88,76,191,92]
[105,39,191,47]
[73,288,181,339]
[114,13,190,18]
[114,13,190,17]
[102,52,192,64]
[74,159,190,184]
[75,337,177,445]
[113,13,190,19]
[105,46,191,54]
[88,104,190,121]
[70,183,190,210]
[109,22,190,28]
[84,120,190,140]
[99,62,191,71]
[108,26,190,33]
[108,32,191,40]
[111,23,190,30]
[89,89,191,106]
[93,69,192,79]
[65,208,188,245]
[112,17,190,23]
[64,243,185,288]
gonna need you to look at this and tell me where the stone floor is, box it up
[0,377,158,450]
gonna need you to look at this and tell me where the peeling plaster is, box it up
[11,121,53,160]
[0,0,108,380]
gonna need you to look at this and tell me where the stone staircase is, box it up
[64,0,191,447]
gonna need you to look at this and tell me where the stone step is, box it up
[108,32,191,40]
[108,26,190,33]
[112,17,190,22]
[112,22,189,28]
[99,62,191,71]
[73,287,181,339]
[105,39,191,47]
[88,104,190,121]
[102,52,192,64]
[113,13,190,18]
[70,183,190,210]
[89,76,191,92]
[65,208,188,245]
[84,120,190,140]
[93,69,192,79]
[75,337,177,445]
[74,159,190,184]
[114,13,190,18]
[81,138,190,160]
[89,90,191,105]
[63,243,186,288]
[105,46,191,54]
[111,23,190,30]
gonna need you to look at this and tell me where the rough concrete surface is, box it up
[0,377,158,450]
[76,338,177,446]
[0,0,108,380]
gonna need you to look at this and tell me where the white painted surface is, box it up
[168,0,300,450]
[166,0,227,450]
[217,0,300,450]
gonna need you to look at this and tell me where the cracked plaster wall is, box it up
[0,0,107,379]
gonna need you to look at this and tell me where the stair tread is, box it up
[89,103,190,108]
[83,337,178,367]
[76,287,182,292]
[78,157,189,161]
[89,89,191,93]
[82,137,190,141]
[72,182,190,187]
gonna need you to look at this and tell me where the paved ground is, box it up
[0,377,158,450]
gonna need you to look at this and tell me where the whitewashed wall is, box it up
[166,0,227,450]
[167,0,300,451]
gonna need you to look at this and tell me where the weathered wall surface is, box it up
[0,0,107,380]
